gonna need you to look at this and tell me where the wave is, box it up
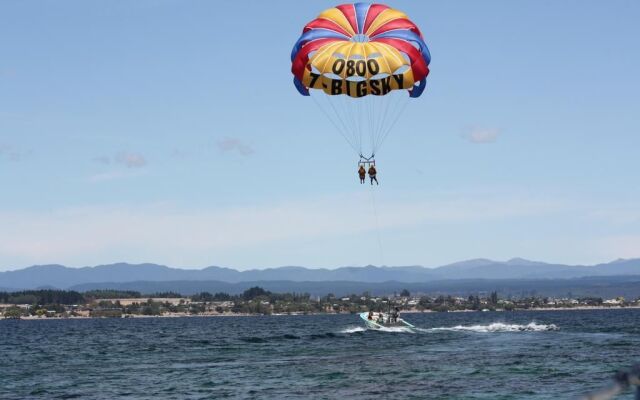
[422,322,558,333]
[339,326,366,334]
[309,332,337,340]
[240,336,268,343]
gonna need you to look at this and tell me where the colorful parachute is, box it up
[291,3,431,99]
[291,3,431,159]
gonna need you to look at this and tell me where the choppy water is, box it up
[2,309,640,399]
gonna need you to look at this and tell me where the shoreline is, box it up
[6,305,640,321]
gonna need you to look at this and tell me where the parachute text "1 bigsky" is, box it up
[291,2,431,164]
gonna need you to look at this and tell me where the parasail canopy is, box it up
[291,3,431,99]
[291,3,431,158]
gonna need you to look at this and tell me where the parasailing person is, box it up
[358,164,366,184]
[368,164,378,185]
[291,2,431,182]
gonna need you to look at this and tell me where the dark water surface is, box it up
[2,309,640,399]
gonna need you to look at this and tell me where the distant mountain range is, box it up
[1,258,640,297]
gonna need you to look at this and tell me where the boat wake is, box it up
[343,321,558,335]
[340,326,367,334]
[375,326,414,333]
[420,322,559,333]
[340,325,414,334]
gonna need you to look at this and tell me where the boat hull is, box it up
[359,312,415,329]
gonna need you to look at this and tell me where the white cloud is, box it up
[115,152,147,168]
[0,144,29,161]
[462,127,502,144]
[89,152,148,182]
[170,148,190,159]
[216,137,254,156]
[0,192,561,267]
[93,152,147,168]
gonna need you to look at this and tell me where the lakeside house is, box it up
[0,303,31,311]
[94,298,190,306]
[3,290,640,319]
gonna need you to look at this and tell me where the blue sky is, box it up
[1,0,639,271]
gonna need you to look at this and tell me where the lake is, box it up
[2,309,640,399]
